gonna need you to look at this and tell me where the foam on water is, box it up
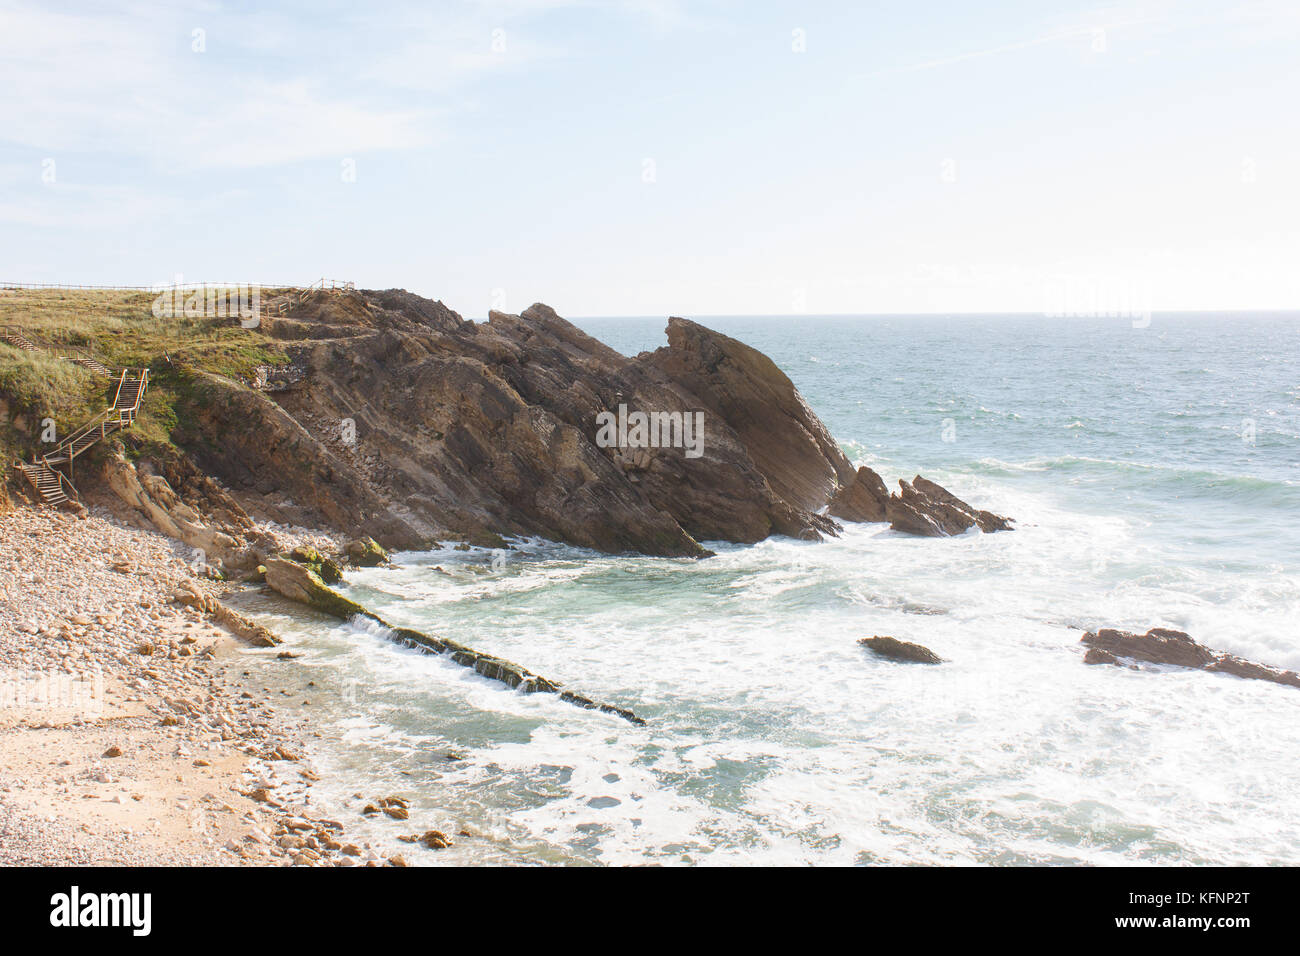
[232,313,1300,865]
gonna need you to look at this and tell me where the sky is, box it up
[2,0,1298,318]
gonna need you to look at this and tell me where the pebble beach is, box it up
[0,504,413,867]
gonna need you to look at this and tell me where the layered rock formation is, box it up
[170,579,281,647]
[829,466,1012,537]
[61,288,1013,557]
[646,317,855,515]
[826,466,889,523]
[1082,627,1300,689]
[99,451,331,578]
[164,293,857,556]
[103,452,269,573]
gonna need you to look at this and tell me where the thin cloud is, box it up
[0,0,724,171]
[0,2,453,169]
[864,15,1162,77]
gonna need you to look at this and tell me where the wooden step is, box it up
[27,365,148,477]
[19,462,72,504]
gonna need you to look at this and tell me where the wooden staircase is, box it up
[265,295,293,318]
[42,369,149,467]
[2,325,118,376]
[2,326,41,354]
[63,344,116,377]
[5,278,343,505]
[3,327,149,506]
[18,460,75,506]
[113,369,147,417]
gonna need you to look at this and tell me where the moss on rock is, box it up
[263,557,367,619]
[286,545,344,584]
[344,536,389,567]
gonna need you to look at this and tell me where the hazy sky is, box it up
[2,1,1298,317]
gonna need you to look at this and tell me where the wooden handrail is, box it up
[110,368,127,411]
[45,367,146,462]
[2,325,123,375]
[16,456,79,504]
[297,278,356,303]
[45,408,113,460]
[40,456,78,501]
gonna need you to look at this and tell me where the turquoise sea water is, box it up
[234,313,1300,865]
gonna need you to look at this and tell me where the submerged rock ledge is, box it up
[262,557,645,725]
[1082,627,1300,689]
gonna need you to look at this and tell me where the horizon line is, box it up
[525,307,1300,320]
[5,282,1299,320]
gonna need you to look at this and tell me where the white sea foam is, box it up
[230,313,1300,865]
[233,485,1300,865]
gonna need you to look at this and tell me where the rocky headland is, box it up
[149,297,859,562]
[3,289,1013,579]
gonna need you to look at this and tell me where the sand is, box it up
[0,504,390,866]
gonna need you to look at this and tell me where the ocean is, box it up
[233,312,1300,865]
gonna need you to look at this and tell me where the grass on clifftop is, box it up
[0,344,101,417]
[0,287,292,479]
[1,288,291,374]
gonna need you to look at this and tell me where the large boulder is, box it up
[912,476,1013,533]
[344,536,390,567]
[1082,627,1216,668]
[287,545,344,584]
[891,477,1013,536]
[884,494,946,537]
[263,557,367,619]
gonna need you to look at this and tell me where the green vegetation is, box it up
[0,344,105,483]
[344,536,390,567]
[0,344,102,420]
[0,286,293,482]
[286,544,345,584]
